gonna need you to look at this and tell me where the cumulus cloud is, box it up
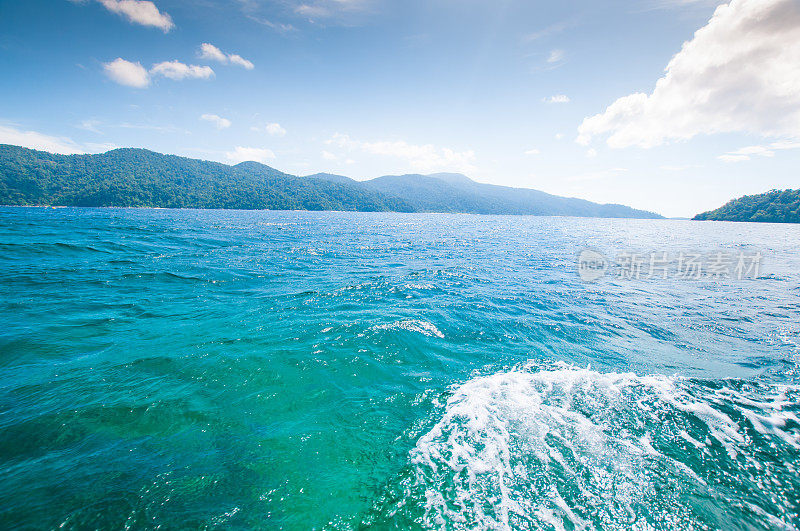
[199,43,255,70]
[104,58,215,86]
[578,0,800,148]
[150,61,214,80]
[524,148,540,156]
[326,133,476,173]
[718,140,800,162]
[545,94,570,104]
[200,114,232,129]
[103,58,150,88]
[0,124,85,154]
[225,146,276,164]
[97,0,174,32]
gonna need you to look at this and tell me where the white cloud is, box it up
[104,58,216,87]
[545,94,570,104]
[524,148,540,156]
[586,148,598,158]
[293,0,372,21]
[250,122,287,136]
[326,133,477,173]
[199,43,255,70]
[718,154,751,163]
[151,61,214,80]
[103,58,150,88]
[547,49,565,63]
[321,150,338,160]
[523,21,570,42]
[555,133,565,140]
[659,164,701,171]
[225,146,276,164]
[97,0,174,32]
[0,124,84,154]
[578,0,800,148]
[199,43,227,63]
[228,54,255,70]
[718,140,800,162]
[265,123,286,136]
[78,119,102,134]
[246,15,296,33]
[200,114,232,129]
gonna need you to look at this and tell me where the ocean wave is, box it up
[369,319,445,338]
[389,363,800,530]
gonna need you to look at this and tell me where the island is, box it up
[0,144,663,219]
[694,189,800,223]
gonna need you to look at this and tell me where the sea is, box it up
[1,207,798,530]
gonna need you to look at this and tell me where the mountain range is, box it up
[0,144,663,218]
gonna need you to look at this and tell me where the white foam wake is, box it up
[402,363,799,530]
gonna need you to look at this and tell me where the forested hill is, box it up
[693,189,800,223]
[361,173,662,218]
[0,144,662,218]
[0,145,411,212]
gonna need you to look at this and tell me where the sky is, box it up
[1,0,798,217]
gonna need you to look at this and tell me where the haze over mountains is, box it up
[0,144,662,218]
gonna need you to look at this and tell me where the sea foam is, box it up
[398,363,800,530]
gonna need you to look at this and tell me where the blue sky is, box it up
[1,0,798,217]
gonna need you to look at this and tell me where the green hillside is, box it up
[0,144,664,218]
[364,173,663,218]
[694,189,800,223]
[0,145,411,212]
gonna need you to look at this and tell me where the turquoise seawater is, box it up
[1,207,799,530]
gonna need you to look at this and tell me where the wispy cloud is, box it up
[96,0,174,32]
[251,122,287,136]
[225,146,276,164]
[718,141,800,163]
[246,15,296,33]
[544,94,570,104]
[326,133,476,174]
[117,122,187,134]
[546,49,566,64]
[78,119,103,134]
[659,164,701,171]
[199,43,255,70]
[523,21,571,42]
[294,0,375,24]
[200,114,232,130]
[0,123,85,154]
[524,148,540,156]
